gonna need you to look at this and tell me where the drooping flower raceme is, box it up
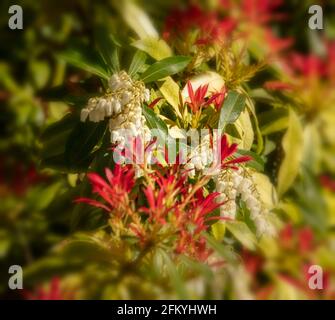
[185,133,251,177]
[184,131,212,178]
[188,134,275,236]
[80,71,151,145]
[184,133,273,235]
[215,167,275,236]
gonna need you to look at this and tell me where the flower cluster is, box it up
[182,132,274,237]
[185,132,212,177]
[185,132,251,178]
[186,81,226,114]
[221,0,293,56]
[25,277,72,300]
[76,161,226,261]
[163,4,236,46]
[80,71,150,145]
[145,163,231,260]
[215,167,275,236]
[8,0,335,301]
[76,164,135,214]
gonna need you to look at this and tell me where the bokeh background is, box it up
[1,0,335,299]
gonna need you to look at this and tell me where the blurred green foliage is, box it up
[0,0,335,299]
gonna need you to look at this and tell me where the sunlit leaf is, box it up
[94,25,119,74]
[211,221,226,241]
[58,47,109,79]
[140,56,191,83]
[159,250,188,299]
[252,172,277,208]
[236,149,264,172]
[277,109,304,197]
[133,37,172,60]
[234,109,254,150]
[205,234,238,262]
[259,109,289,135]
[128,50,147,76]
[218,91,246,131]
[143,106,168,145]
[119,1,158,39]
[158,77,182,118]
[226,221,257,251]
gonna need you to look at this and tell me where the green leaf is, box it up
[143,106,169,153]
[70,180,99,230]
[65,120,107,170]
[30,60,50,89]
[233,109,254,150]
[293,168,327,233]
[179,256,213,279]
[31,182,63,210]
[40,114,77,160]
[158,77,182,118]
[0,230,11,259]
[132,38,182,116]
[40,154,76,172]
[39,81,96,106]
[41,113,77,141]
[110,48,120,73]
[236,149,265,172]
[41,114,107,172]
[261,117,289,135]
[58,47,109,79]
[250,88,275,102]
[118,1,158,39]
[204,234,238,263]
[245,94,264,154]
[277,109,304,197]
[143,106,168,132]
[226,221,257,251]
[278,201,302,224]
[24,257,82,284]
[218,91,246,131]
[133,37,172,60]
[140,56,191,83]
[128,50,147,77]
[301,123,322,173]
[159,249,188,299]
[259,109,289,135]
[252,172,278,208]
[94,26,120,74]
[211,221,226,240]
[62,234,116,264]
